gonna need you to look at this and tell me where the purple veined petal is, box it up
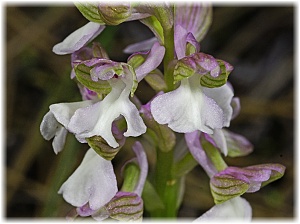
[105,191,144,221]
[193,53,220,77]
[71,46,93,65]
[151,75,225,134]
[134,42,165,82]
[186,32,201,53]
[174,24,188,60]
[225,166,271,183]
[132,141,148,196]
[214,168,250,185]
[90,64,116,81]
[53,22,105,55]
[246,163,286,175]
[222,129,253,157]
[175,3,212,42]
[194,197,252,221]
[78,84,99,101]
[79,57,114,67]
[123,37,157,54]
[185,131,218,178]
[58,148,118,210]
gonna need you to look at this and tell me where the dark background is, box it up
[5,3,295,220]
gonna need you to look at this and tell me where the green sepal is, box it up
[142,180,165,212]
[121,162,140,193]
[254,164,286,188]
[210,175,249,204]
[74,2,105,24]
[124,64,138,97]
[151,6,174,31]
[86,135,123,160]
[200,60,230,88]
[107,191,143,221]
[74,63,111,95]
[200,134,227,172]
[186,42,198,56]
[92,42,109,59]
[127,54,146,70]
[144,69,167,92]
[98,4,132,25]
[223,129,254,158]
[140,16,164,44]
[173,57,196,83]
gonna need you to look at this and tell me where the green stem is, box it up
[163,26,175,92]
[153,149,178,218]
[201,135,228,172]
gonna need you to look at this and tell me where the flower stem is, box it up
[153,149,178,218]
[163,26,175,92]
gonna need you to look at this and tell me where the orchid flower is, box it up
[66,141,148,222]
[58,148,118,211]
[185,130,285,206]
[41,42,165,150]
[151,47,234,135]
[67,42,164,148]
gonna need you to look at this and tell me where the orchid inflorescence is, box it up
[40,3,285,221]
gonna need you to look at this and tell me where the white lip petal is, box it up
[151,75,227,134]
[53,22,105,55]
[40,111,59,141]
[52,126,68,154]
[68,78,146,148]
[58,148,118,210]
[194,197,252,221]
[50,100,94,128]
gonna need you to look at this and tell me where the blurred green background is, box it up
[5,3,295,220]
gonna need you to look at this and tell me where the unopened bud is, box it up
[98,4,132,25]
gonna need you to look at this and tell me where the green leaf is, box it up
[75,2,104,24]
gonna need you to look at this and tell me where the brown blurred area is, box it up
[5,3,295,220]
